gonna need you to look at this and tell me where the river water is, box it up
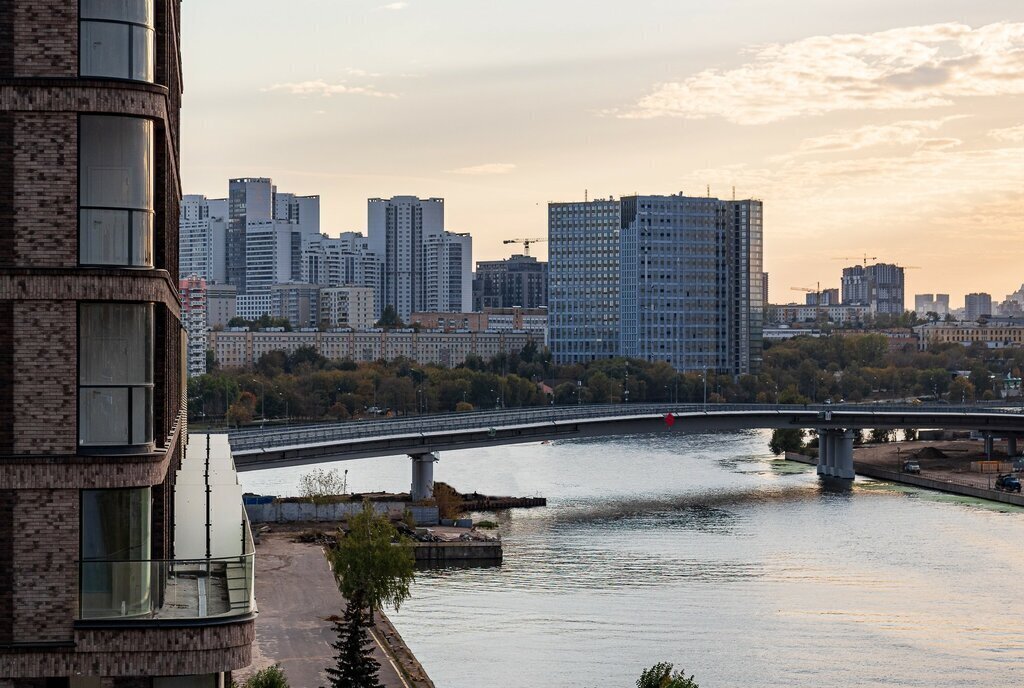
[240,430,1024,688]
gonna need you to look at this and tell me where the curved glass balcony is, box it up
[79,524,255,622]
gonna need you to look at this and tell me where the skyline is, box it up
[180,1,1024,304]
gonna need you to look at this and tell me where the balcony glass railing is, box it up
[79,521,255,622]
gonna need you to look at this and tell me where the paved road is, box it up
[236,532,407,688]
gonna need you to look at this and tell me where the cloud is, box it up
[262,80,397,99]
[448,163,517,175]
[779,116,966,158]
[621,22,1024,124]
[381,2,408,9]
[989,124,1024,142]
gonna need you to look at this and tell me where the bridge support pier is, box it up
[817,429,854,480]
[1009,436,1018,457]
[410,452,438,502]
[985,435,994,460]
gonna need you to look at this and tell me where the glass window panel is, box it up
[131,211,154,266]
[80,21,127,79]
[80,303,153,386]
[131,25,154,82]
[80,116,153,211]
[131,387,151,445]
[80,387,130,445]
[81,0,153,25]
[80,208,129,265]
[80,488,152,618]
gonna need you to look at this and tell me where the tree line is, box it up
[188,333,1024,427]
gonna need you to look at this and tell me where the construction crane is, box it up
[503,237,547,257]
[791,283,826,319]
[833,254,879,266]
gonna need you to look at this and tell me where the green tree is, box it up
[323,596,381,688]
[768,428,805,455]
[636,662,699,688]
[374,305,403,329]
[329,501,415,618]
[242,665,290,688]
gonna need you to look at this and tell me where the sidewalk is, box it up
[236,531,408,688]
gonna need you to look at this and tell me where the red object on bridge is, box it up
[664,413,676,427]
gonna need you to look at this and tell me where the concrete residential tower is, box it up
[548,194,763,374]
[0,1,253,684]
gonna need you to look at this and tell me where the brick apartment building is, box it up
[0,1,253,685]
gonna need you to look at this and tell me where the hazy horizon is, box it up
[180,1,1024,305]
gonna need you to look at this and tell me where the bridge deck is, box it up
[226,403,1024,471]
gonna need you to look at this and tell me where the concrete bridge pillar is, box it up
[816,429,854,480]
[410,452,438,502]
[817,429,831,477]
[985,435,994,460]
[1009,436,1019,458]
[834,430,855,480]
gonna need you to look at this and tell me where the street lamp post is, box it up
[577,380,582,405]
[251,378,265,427]
[702,368,708,409]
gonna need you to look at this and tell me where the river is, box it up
[240,430,1024,688]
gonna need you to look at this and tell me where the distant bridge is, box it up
[227,403,1024,498]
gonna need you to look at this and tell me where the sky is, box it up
[179,1,1024,306]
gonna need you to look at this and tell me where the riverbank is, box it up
[237,530,434,687]
[786,440,1024,506]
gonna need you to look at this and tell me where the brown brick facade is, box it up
[11,301,76,456]
[0,0,246,681]
[11,490,78,643]
[9,0,77,78]
[9,113,76,269]
[0,618,254,677]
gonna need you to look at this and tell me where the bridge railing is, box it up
[227,402,1022,453]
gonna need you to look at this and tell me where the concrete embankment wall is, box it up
[414,541,502,563]
[785,452,1024,507]
[246,500,440,525]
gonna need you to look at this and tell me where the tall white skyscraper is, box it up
[180,194,227,283]
[367,196,472,319]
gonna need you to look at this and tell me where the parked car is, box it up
[995,474,1022,493]
[902,460,921,474]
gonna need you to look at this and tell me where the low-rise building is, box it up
[208,283,239,328]
[914,320,1024,350]
[408,307,547,343]
[771,303,872,326]
[209,329,532,368]
[321,287,376,330]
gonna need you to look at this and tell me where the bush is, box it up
[475,520,498,529]
[242,665,290,688]
[299,468,347,504]
[636,662,699,688]
[455,401,474,412]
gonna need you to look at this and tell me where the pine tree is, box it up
[323,595,382,688]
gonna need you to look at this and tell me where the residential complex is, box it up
[964,292,993,322]
[473,254,548,310]
[914,293,950,318]
[0,1,253,683]
[367,196,473,319]
[548,194,763,374]
[181,275,209,377]
[209,329,531,369]
[841,263,905,314]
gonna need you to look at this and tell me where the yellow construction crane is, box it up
[833,254,879,266]
[503,237,547,257]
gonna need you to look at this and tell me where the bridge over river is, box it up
[227,403,1024,499]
